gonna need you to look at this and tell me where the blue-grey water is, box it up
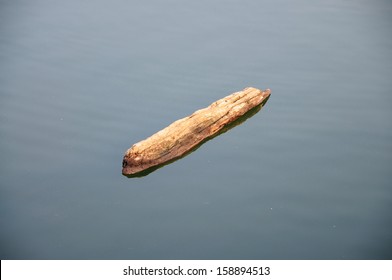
[1,0,391,259]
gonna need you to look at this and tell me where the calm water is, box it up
[1,0,391,259]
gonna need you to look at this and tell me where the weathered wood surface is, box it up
[122,87,271,176]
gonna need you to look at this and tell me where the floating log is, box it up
[122,87,271,177]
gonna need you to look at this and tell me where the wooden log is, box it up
[122,87,271,177]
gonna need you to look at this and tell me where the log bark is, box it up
[122,87,271,176]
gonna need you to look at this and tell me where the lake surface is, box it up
[1,0,391,259]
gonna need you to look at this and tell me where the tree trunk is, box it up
[122,87,271,176]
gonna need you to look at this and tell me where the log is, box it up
[122,87,271,177]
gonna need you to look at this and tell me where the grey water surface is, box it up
[1,0,391,259]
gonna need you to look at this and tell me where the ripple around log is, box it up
[122,87,271,178]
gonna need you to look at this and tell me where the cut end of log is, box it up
[122,87,271,177]
[263,88,271,98]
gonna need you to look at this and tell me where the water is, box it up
[0,0,391,259]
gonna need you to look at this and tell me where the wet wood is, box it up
[122,87,271,176]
